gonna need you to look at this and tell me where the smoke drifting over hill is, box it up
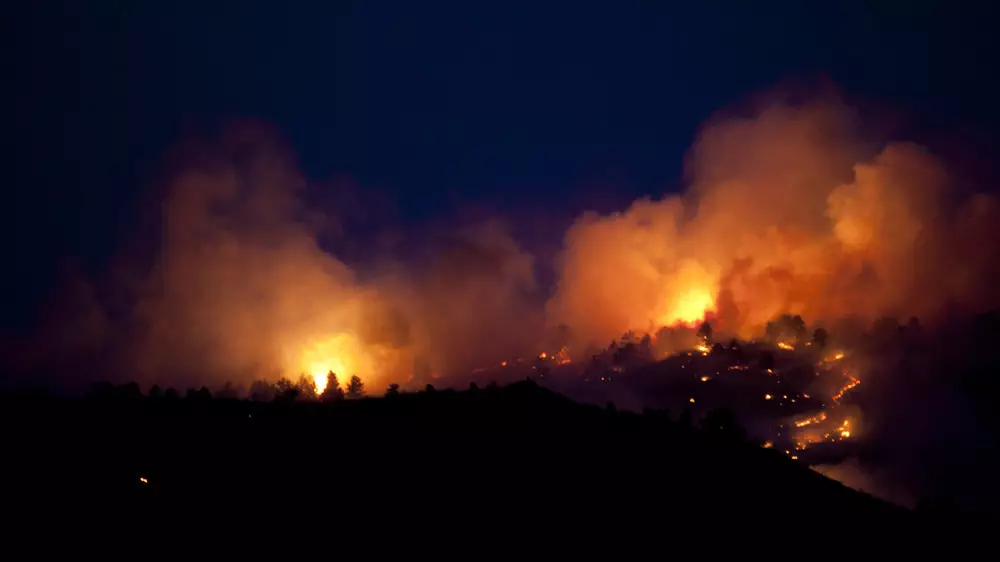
[16,92,1000,394]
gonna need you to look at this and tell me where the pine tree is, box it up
[346,375,365,399]
[296,375,317,400]
[321,371,345,402]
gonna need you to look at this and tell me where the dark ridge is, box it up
[2,379,977,538]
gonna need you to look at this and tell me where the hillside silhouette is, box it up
[6,378,940,535]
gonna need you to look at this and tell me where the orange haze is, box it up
[24,92,1000,390]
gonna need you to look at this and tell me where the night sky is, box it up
[7,1,998,331]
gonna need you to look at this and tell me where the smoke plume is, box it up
[548,96,1000,350]
[17,92,1000,395]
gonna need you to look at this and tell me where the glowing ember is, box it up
[553,346,572,365]
[139,477,148,484]
[832,374,861,403]
[538,352,548,359]
[700,375,710,382]
[764,393,772,400]
[823,351,846,363]
[694,343,710,355]
[777,341,794,350]
[793,411,827,428]
[689,397,696,403]
[762,441,774,449]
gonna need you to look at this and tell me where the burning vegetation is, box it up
[20,92,1000,450]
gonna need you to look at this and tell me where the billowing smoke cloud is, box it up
[120,126,405,390]
[548,96,1000,350]
[17,91,1000,397]
[21,124,546,393]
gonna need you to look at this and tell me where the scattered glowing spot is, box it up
[139,477,148,484]
[501,361,508,367]
[764,394,772,400]
[791,455,799,460]
[700,376,710,382]
[777,342,794,351]
[689,397,696,403]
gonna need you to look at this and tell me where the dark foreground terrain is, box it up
[2,380,983,540]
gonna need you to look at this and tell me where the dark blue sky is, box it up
[7,1,998,329]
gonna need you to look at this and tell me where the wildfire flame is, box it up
[794,411,827,428]
[832,373,861,403]
[659,286,715,327]
[295,333,373,395]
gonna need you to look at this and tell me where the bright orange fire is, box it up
[657,286,715,327]
[293,332,373,395]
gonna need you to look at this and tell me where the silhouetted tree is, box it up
[164,388,180,401]
[346,375,365,399]
[759,351,775,372]
[321,372,345,402]
[296,375,317,400]
[639,333,653,358]
[425,384,437,393]
[275,377,299,402]
[697,321,712,342]
[148,384,163,400]
[185,386,212,401]
[468,382,479,391]
[613,342,637,368]
[812,327,829,349]
[385,383,401,398]
[216,381,239,400]
[118,382,142,401]
[606,401,617,413]
[768,314,807,343]
[249,380,277,402]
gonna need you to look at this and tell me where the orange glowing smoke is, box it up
[292,332,383,395]
[31,93,1000,392]
[657,276,716,327]
[546,96,1000,349]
